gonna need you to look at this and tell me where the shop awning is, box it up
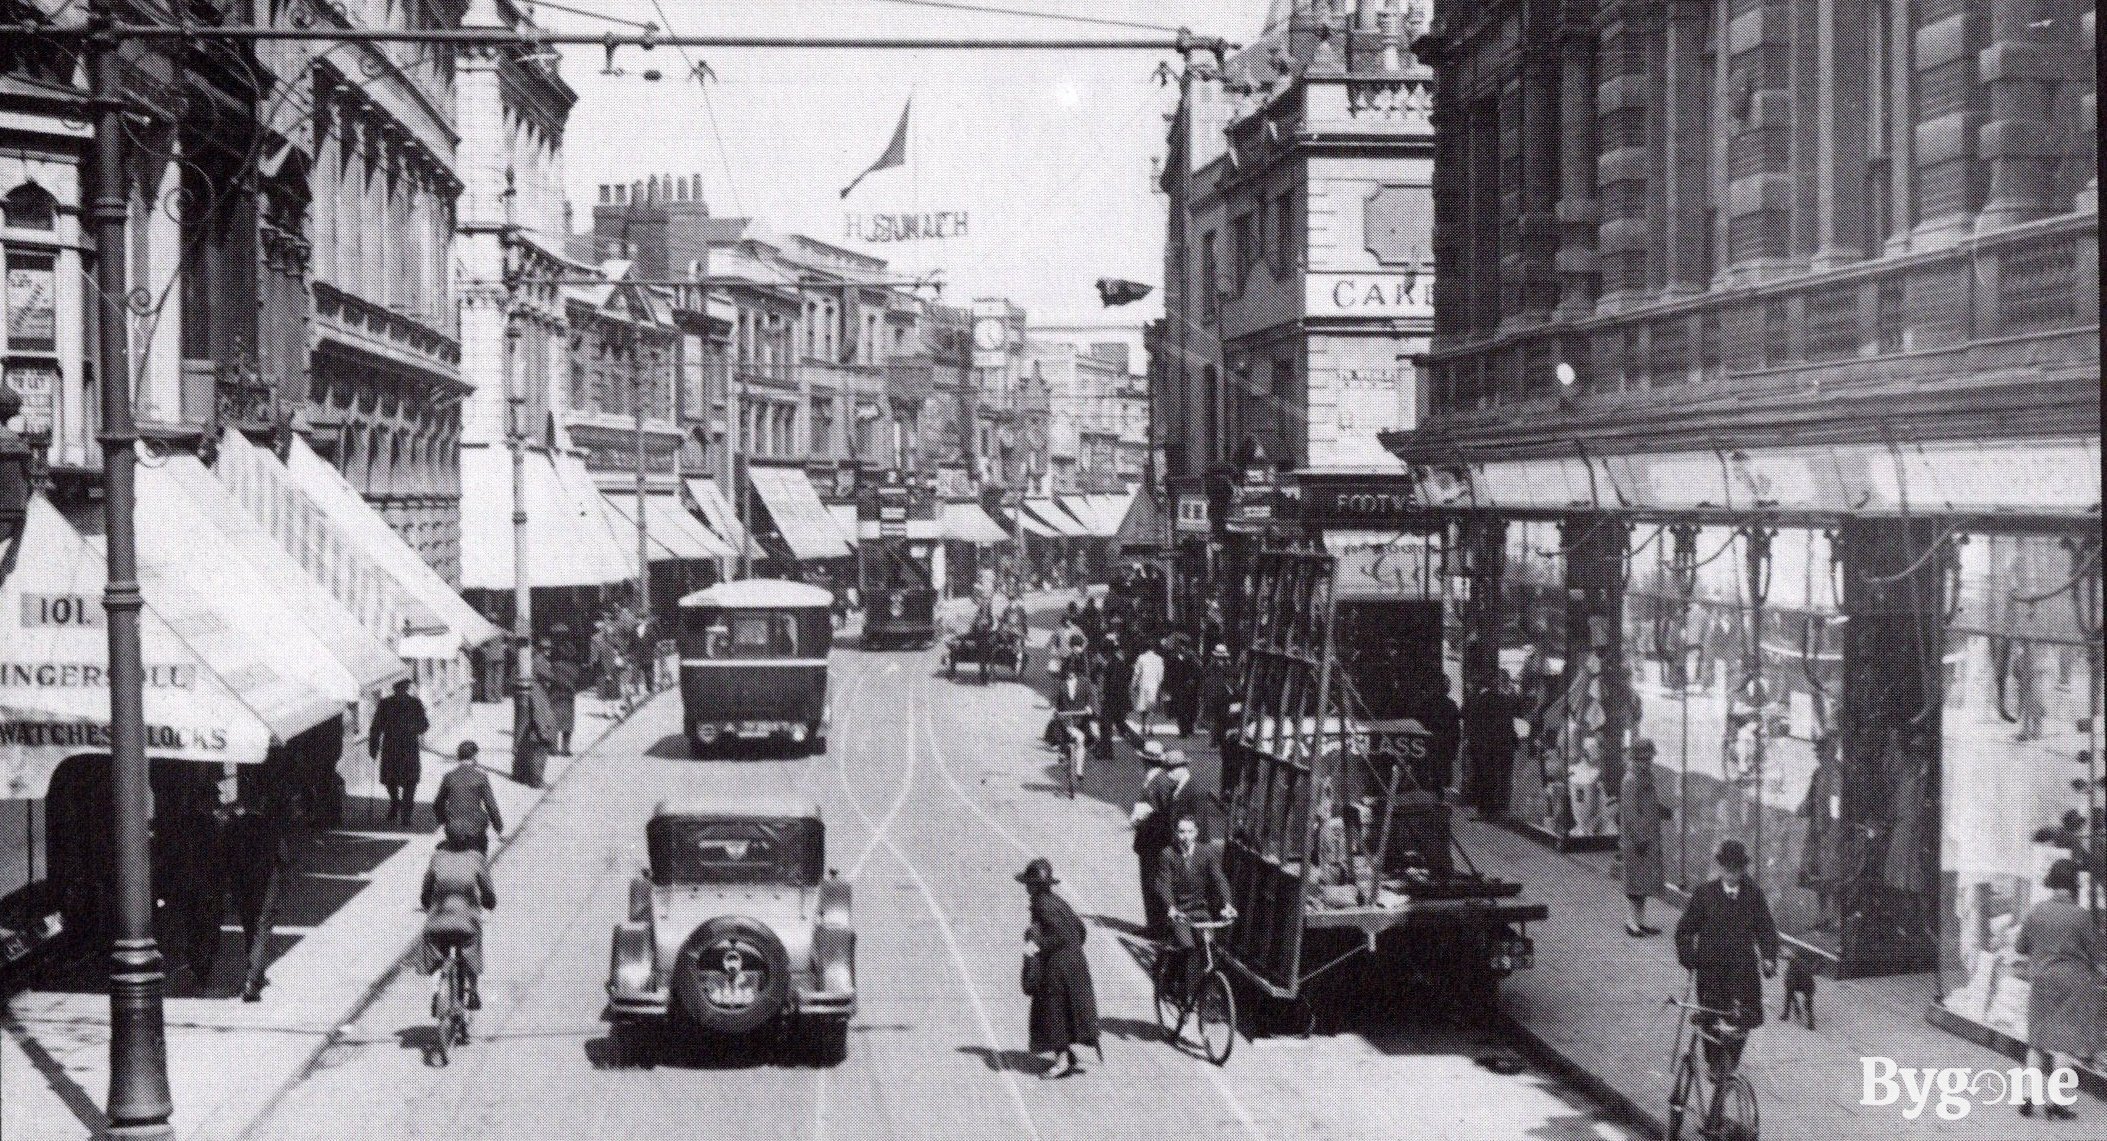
[1024,499,1091,539]
[460,445,636,589]
[1114,490,1168,551]
[825,503,861,549]
[601,491,736,562]
[684,477,750,552]
[166,456,406,696]
[215,431,455,651]
[940,502,1011,545]
[273,434,504,654]
[1055,495,1106,537]
[1,499,329,796]
[125,457,394,708]
[747,466,852,560]
[1013,506,1059,539]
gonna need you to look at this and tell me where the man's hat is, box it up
[1141,740,1167,764]
[1212,644,1230,657]
[1015,857,1059,887]
[1631,738,1657,761]
[1162,748,1188,769]
[456,740,480,761]
[1715,839,1749,871]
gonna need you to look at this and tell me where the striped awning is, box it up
[684,477,750,552]
[460,445,636,589]
[601,491,737,562]
[747,466,853,561]
[163,455,406,696]
[940,502,1010,545]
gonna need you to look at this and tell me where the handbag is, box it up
[1020,950,1043,995]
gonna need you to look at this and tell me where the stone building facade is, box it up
[279,0,470,581]
[1395,0,2099,1049]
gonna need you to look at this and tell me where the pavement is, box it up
[0,688,639,1141]
[1462,813,2104,1138]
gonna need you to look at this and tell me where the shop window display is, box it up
[1502,521,1589,842]
[1623,526,1845,956]
[1938,533,2104,1056]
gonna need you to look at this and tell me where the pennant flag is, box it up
[841,99,911,199]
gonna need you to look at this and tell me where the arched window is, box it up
[2,182,58,230]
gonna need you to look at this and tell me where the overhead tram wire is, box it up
[858,0,1187,34]
[638,0,744,216]
[6,24,1235,53]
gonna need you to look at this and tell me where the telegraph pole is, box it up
[86,10,174,1136]
[632,341,652,626]
[494,179,541,788]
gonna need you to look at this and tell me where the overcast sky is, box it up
[542,0,1260,326]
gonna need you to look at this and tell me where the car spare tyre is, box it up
[673,916,792,1035]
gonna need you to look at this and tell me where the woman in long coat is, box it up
[2016,858,2100,1119]
[1018,858,1100,1078]
[1619,739,1667,937]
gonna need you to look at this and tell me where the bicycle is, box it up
[431,941,472,1066]
[1055,712,1092,798]
[1665,992,1759,1141]
[1152,917,1236,1066]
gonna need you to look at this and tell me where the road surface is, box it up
[244,641,1636,1141]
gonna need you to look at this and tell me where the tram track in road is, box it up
[830,644,1045,1141]
[915,668,1267,1141]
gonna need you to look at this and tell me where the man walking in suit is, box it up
[1157,815,1236,1002]
[434,741,505,856]
[369,678,429,825]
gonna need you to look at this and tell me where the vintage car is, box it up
[606,797,855,1063]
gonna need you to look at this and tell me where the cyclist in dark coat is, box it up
[1018,859,1099,1078]
[1674,840,1778,1072]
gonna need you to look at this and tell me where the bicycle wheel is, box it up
[1064,740,1080,798]
[1666,1048,1702,1141]
[1711,1072,1758,1141]
[1195,971,1236,1066]
[433,962,456,1067]
[1152,955,1179,1039]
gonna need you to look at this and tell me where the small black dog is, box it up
[1780,948,1817,1030]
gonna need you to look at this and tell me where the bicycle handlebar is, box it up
[1665,997,1747,1026]
[1183,918,1234,931]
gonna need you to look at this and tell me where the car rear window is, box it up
[649,817,823,886]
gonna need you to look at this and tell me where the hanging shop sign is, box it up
[1175,494,1211,535]
[1305,271,1434,319]
[3,361,56,435]
[843,211,969,243]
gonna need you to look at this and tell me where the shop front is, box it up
[1,495,346,954]
[1386,437,2101,987]
[1932,530,2104,1066]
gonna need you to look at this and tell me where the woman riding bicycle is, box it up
[421,837,498,1010]
[1156,816,1236,1002]
[1673,840,1777,1074]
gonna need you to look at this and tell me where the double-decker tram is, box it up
[856,469,938,649]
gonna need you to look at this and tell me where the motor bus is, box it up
[677,580,833,755]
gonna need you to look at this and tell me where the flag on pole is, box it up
[841,99,911,199]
